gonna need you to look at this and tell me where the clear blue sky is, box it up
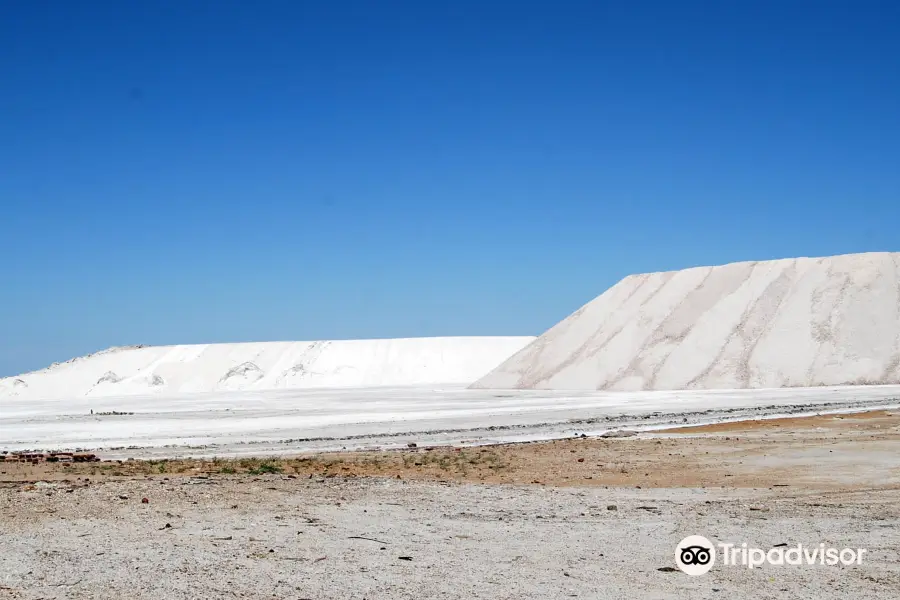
[2,1,898,376]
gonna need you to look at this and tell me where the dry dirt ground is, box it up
[1,411,899,599]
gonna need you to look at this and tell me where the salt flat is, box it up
[2,384,898,457]
[473,252,900,391]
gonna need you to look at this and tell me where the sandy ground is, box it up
[2,411,899,599]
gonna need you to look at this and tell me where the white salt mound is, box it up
[1,336,534,400]
[218,362,265,390]
[0,378,27,397]
[472,252,900,391]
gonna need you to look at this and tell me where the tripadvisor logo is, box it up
[675,536,867,576]
[676,536,715,576]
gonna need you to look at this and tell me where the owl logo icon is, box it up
[676,536,716,575]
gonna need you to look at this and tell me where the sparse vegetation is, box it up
[248,462,282,475]
[30,445,512,481]
[2,411,895,492]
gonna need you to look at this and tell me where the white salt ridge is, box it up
[1,337,534,401]
[473,252,900,391]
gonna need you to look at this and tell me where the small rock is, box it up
[118,494,129,500]
[600,430,638,438]
[607,505,617,511]
[398,556,413,561]
[576,458,585,463]
[407,442,417,448]
[657,566,678,572]
[141,497,149,504]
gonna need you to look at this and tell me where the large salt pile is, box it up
[472,252,900,391]
[1,336,534,400]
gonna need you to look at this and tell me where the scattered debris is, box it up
[348,536,390,545]
[0,451,99,463]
